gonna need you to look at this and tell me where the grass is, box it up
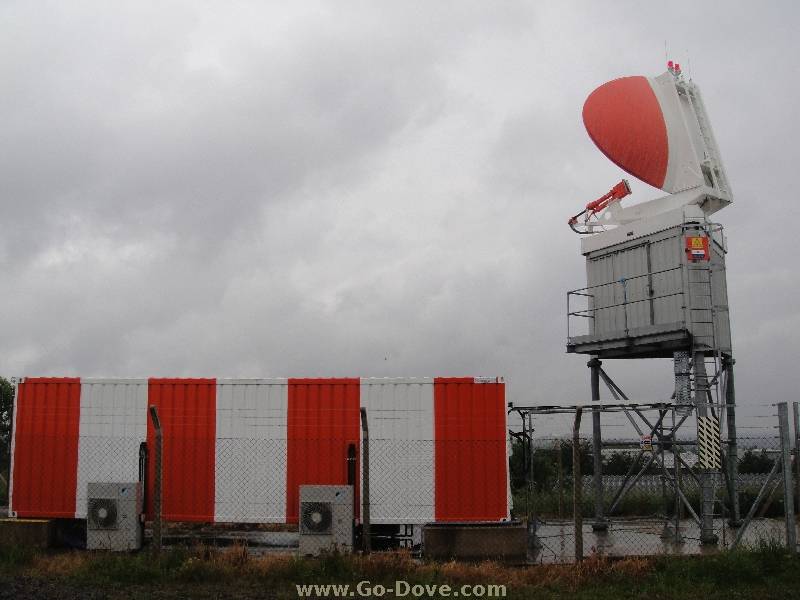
[514,488,666,518]
[513,484,789,519]
[2,542,800,599]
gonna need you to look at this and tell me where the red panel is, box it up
[286,379,360,524]
[434,378,507,522]
[583,76,669,189]
[11,378,81,518]
[146,379,216,522]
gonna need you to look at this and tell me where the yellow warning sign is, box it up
[685,235,710,261]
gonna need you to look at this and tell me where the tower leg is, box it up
[723,356,741,526]
[589,358,607,531]
[674,351,691,407]
[673,351,692,543]
[693,351,719,545]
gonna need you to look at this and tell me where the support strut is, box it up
[588,358,608,531]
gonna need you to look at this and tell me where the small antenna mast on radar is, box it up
[686,49,692,80]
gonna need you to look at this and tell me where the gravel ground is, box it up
[0,576,106,599]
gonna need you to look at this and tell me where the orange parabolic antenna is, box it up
[583,76,669,189]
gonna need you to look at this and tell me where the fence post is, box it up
[527,413,538,548]
[778,403,797,552]
[360,407,371,554]
[673,408,683,542]
[573,407,583,562]
[148,405,163,555]
[3,378,16,510]
[793,402,800,518]
[556,439,564,519]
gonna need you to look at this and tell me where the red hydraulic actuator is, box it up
[568,179,631,232]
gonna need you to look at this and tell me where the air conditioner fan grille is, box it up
[301,502,333,534]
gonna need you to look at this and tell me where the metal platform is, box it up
[567,323,690,358]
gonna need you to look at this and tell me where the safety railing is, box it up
[567,265,686,341]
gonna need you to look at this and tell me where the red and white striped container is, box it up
[9,377,510,525]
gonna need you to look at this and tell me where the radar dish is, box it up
[582,76,669,189]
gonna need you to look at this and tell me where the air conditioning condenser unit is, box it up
[299,485,353,556]
[86,482,143,551]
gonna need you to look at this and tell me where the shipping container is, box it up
[9,377,510,525]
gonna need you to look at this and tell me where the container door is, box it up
[586,253,618,336]
[611,243,651,333]
[649,232,684,327]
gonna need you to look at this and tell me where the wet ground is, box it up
[158,517,796,564]
[530,517,793,563]
[159,528,300,553]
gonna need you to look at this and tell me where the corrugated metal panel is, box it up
[11,375,511,525]
[147,379,216,522]
[76,379,148,518]
[613,243,650,330]
[434,378,508,522]
[649,232,683,326]
[587,228,689,338]
[587,253,618,335]
[710,242,732,351]
[360,378,435,524]
[286,378,360,524]
[11,378,81,518]
[580,224,734,360]
[215,379,288,523]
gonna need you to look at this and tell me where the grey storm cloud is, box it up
[2,1,798,433]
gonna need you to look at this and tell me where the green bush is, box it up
[509,439,594,491]
[738,450,775,474]
[515,485,680,518]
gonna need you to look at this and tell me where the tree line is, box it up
[508,438,775,492]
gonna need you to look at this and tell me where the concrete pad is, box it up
[423,524,526,563]
[0,518,55,550]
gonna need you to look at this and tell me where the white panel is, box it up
[650,73,705,194]
[360,378,435,524]
[76,379,148,519]
[214,379,288,523]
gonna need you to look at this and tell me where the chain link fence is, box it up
[512,403,799,563]
[4,393,800,564]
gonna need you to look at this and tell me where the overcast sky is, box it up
[2,1,797,434]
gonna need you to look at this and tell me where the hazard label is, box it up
[685,236,710,261]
